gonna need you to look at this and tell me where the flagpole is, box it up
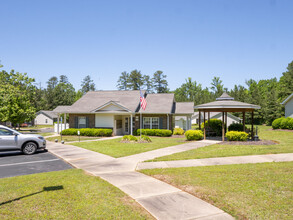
[140,110,142,139]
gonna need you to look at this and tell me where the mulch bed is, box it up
[220,140,279,145]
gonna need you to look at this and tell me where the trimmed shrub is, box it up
[185,130,204,141]
[201,119,222,136]
[173,128,184,135]
[226,131,248,141]
[139,135,152,142]
[287,118,293,130]
[272,118,283,129]
[61,128,112,137]
[228,123,247,132]
[280,117,291,129]
[137,129,172,137]
[122,135,138,142]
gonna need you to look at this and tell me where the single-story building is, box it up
[53,90,194,135]
[34,110,58,125]
[281,93,293,118]
[190,111,242,126]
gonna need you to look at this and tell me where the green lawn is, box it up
[141,162,293,219]
[149,125,293,161]
[46,135,99,142]
[21,125,54,129]
[37,132,55,137]
[0,169,152,219]
[71,137,186,157]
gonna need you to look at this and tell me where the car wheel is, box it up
[22,142,37,155]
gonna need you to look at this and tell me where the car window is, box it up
[0,128,14,136]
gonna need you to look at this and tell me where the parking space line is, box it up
[0,159,60,167]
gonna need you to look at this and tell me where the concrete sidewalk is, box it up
[47,140,233,220]
[137,153,293,170]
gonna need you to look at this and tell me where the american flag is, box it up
[140,90,147,110]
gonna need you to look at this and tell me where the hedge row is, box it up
[228,123,247,132]
[201,119,222,136]
[226,131,248,141]
[136,129,172,137]
[272,117,293,130]
[185,130,203,141]
[61,128,113,137]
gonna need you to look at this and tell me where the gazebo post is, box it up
[222,112,225,141]
[199,111,201,130]
[225,112,227,133]
[251,111,254,140]
[203,111,206,140]
[243,112,246,132]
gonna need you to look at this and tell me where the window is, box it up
[45,119,48,124]
[78,116,87,128]
[0,128,14,136]
[125,117,129,133]
[143,117,159,129]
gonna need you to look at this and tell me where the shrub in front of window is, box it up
[201,119,222,136]
[185,130,203,141]
[173,128,184,135]
[137,129,172,137]
[228,123,247,132]
[61,128,112,137]
[226,131,248,141]
[272,118,284,129]
[122,135,138,142]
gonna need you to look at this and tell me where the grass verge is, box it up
[0,169,152,219]
[149,125,293,161]
[141,162,293,219]
[71,137,186,157]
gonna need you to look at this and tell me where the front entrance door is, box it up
[115,120,123,135]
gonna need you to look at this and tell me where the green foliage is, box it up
[0,69,36,125]
[226,131,248,141]
[228,123,247,132]
[139,135,152,142]
[185,130,204,140]
[152,70,168,93]
[201,119,223,136]
[280,117,291,129]
[122,135,138,142]
[173,127,185,135]
[272,118,284,129]
[80,75,96,95]
[137,129,172,137]
[288,118,293,130]
[61,128,112,136]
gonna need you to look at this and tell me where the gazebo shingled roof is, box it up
[194,93,261,141]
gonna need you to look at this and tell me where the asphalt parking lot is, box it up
[0,150,72,179]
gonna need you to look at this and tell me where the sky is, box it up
[1,0,293,91]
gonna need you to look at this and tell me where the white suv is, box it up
[0,125,46,155]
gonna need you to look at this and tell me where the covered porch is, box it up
[194,93,261,141]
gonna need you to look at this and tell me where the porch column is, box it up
[203,111,206,140]
[222,112,225,141]
[130,115,133,135]
[189,116,192,130]
[243,112,246,132]
[57,114,60,134]
[64,113,67,130]
[167,114,169,130]
[225,112,227,133]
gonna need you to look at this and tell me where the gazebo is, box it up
[194,93,261,141]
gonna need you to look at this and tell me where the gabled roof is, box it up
[175,102,194,114]
[139,93,174,114]
[37,110,58,119]
[53,106,72,113]
[93,101,132,112]
[281,93,293,105]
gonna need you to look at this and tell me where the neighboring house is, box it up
[34,110,58,125]
[281,93,293,118]
[53,90,194,135]
[190,112,242,126]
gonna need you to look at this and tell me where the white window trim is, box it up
[143,117,159,129]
